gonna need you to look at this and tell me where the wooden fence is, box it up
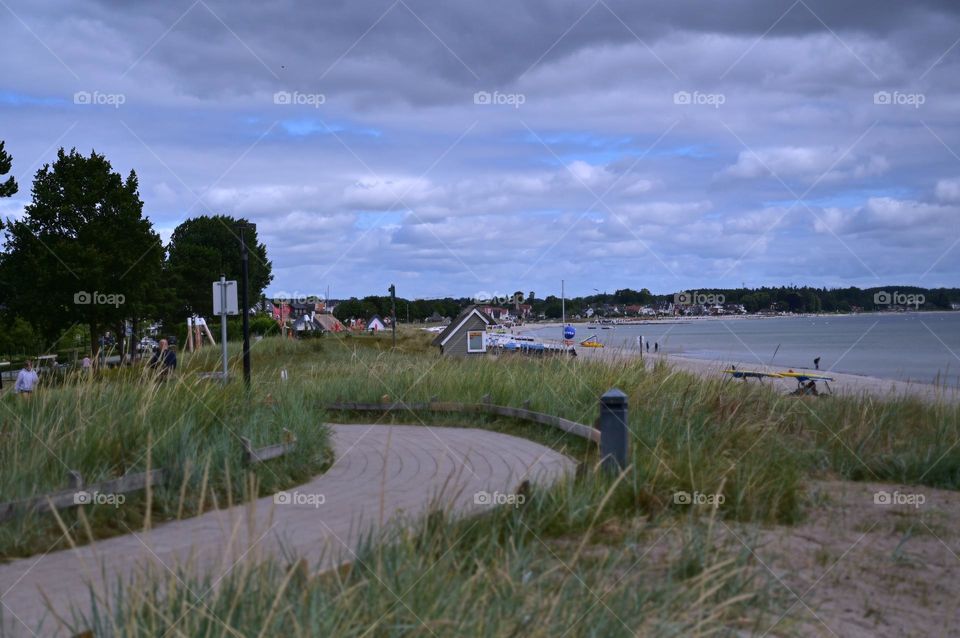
[0,434,296,523]
[326,394,602,444]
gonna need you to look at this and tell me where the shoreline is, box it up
[574,345,960,403]
[525,309,958,331]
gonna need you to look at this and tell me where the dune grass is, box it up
[0,349,332,561]
[6,333,960,634]
[69,471,779,638]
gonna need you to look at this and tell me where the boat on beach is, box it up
[580,334,604,348]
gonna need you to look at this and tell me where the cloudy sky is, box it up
[2,0,960,300]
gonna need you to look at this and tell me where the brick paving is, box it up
[0,424,574,636]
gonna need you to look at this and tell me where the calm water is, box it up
[523,313,960,386]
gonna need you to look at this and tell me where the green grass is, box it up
[0,343,333,561]
[69,474,780,637]
[6,333,960,634]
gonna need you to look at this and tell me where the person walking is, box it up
[813,356,821,370]
[654,342,659,353]
[15,359,39,396]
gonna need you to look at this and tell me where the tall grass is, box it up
[260,333,960,524]
[0,353,332,560]
[14,334,958,634]
[69,472,778,637]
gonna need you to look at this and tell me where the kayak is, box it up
[779,371,835,382]
[723,369,783,379]
[580,334,604,348]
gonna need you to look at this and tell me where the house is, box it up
[292,315,324,334]
[478,305,510,321]
[432,306,495,356]
[366,315,387,332]
[517,304,533,318]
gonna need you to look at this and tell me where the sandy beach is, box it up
[575,345,960,403]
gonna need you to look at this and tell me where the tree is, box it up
[0,141,17,198]
[165,215,272,318]
[0,148,163,351]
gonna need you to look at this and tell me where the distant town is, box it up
[257,285,960,333]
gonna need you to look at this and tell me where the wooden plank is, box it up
[242,433,297,464]
[0,469,167,523]
[325,400,600,443]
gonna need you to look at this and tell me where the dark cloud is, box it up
[2,0,960,296]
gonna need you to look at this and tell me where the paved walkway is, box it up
[0,424,574,637]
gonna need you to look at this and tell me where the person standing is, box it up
[149,339,177,380]
[81,355,92,372]
[15,359,39,396]
[813,356,821,370]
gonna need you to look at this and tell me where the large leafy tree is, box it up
[0,148,163,351]
[165,215,272,318]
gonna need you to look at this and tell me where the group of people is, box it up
[4,339,178,397]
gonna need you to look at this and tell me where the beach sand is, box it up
[575,345,960,403]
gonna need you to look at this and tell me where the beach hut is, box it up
[432,305,495,356]
[366,315,387,332]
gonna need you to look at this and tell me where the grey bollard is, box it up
[599,388,629,472]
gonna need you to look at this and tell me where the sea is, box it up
[521,312,960,386]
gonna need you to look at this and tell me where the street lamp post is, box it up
[388,284,397,348]
[236,222,255,387]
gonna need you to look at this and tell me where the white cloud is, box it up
[936,177,960,203]
[720,147,889,182]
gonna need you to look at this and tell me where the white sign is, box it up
[213,280,239,315]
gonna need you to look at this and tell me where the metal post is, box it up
[238,224,252,387]
[389,284,397,348]
[561,279,565,339]
[599,388,629,472]
[219,274,229,383]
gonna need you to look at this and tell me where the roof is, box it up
[431,305,495,347]
[314,314,345,332]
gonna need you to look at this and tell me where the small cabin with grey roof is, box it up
[431,305,495,356]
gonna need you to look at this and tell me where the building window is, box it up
[467,330,485,353]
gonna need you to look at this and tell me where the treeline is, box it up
[333,285,960,324]
[333,297,464,323]
[537,286,960,317]
[0,144,274,356]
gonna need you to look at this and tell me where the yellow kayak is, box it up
[580,334,604,348]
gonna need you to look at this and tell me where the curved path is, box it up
[0,424,574,637]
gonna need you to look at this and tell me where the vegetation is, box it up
[0,340,332,560]
[73,484,776,637]
[165,215,272,319]
[0,148,164,350]
[4,334,959,634]
[0,140,16,198]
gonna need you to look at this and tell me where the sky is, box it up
[2,0,960,301]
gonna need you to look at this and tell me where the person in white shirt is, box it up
[81,356,92,372]
[15,359,39,395]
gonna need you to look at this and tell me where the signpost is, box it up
[213,276,239,382]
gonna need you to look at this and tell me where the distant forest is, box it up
[332,286,960,322]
